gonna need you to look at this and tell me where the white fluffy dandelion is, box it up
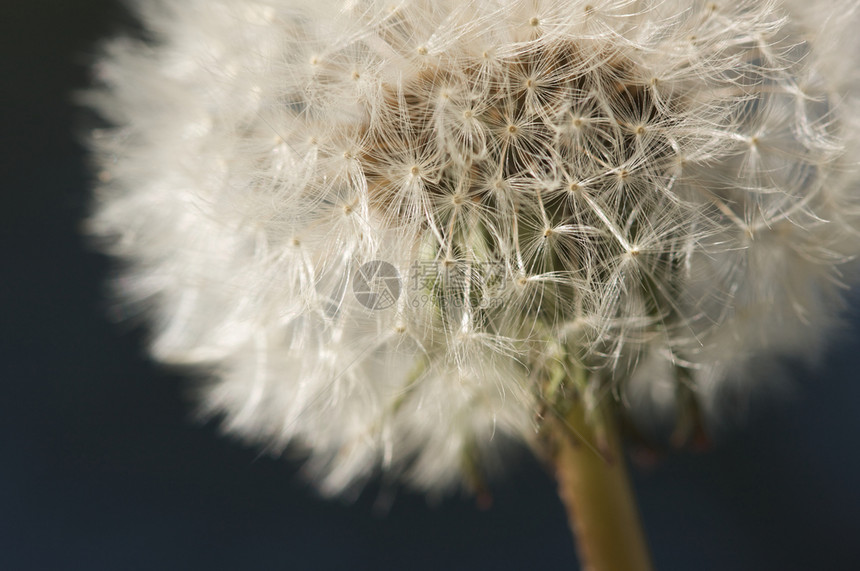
[89,1,860,560]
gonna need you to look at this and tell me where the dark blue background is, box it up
[3,2,859,569]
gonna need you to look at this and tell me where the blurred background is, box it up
[3,2,860,569]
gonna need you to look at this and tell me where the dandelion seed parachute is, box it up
[89,0,860,495]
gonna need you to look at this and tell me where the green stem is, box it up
[543,398,653,571]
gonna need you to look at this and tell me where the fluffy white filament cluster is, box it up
[89,0,860,494]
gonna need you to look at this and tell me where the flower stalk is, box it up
[544,396,652,571]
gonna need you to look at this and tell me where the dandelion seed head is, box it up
[89,0,860,494]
